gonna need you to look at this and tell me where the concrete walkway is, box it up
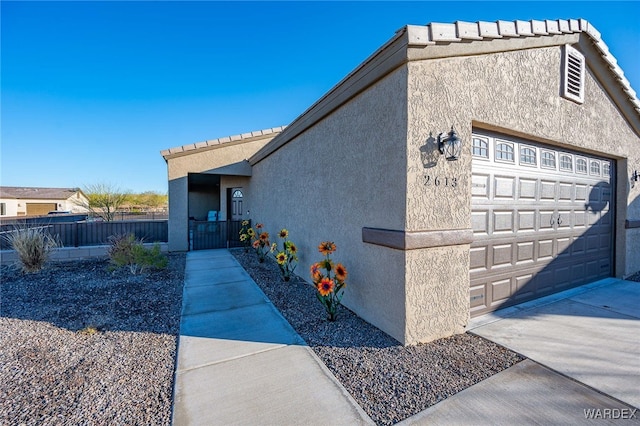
[171,249,372,425]
[401,278,640,425]
[173,250,640,425]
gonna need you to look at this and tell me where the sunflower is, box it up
[240,234,247,242]
[279,229,289,239]
[256,223,264,229]
[241,220,249,226]
[288,243,297,254]
[335,263,348,282]
[270,242,277,252]
[318,241,336,256]
[276,252,287,265]
[247,228,255,237]
[317,277,334,296]
[310,263,322,280]
[252,240,260,249]
[259,232,269,242]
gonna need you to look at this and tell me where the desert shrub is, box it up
[4,226,59,273]
[107,233,168,275]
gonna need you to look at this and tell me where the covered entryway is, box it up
[470,131,614,317]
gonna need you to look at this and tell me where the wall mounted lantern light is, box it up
[438,126,462,161]
[632,170,639,188]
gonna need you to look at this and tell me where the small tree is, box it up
[74,183,130,221]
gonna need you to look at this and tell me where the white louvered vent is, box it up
[563,45,585,103]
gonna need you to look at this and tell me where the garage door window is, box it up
[541,151,556,169]
[560,154,573,171]
[520,146,536,166]
[576,158,588,174]
[590,161,601,176]
[472,137,489,158]
[495,142,514,162]
[603,163,610,177]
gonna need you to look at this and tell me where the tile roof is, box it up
[405,19,638,115]
[160,126,286,159]
[0,186,81,200]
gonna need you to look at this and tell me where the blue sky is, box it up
[2,1,639,193]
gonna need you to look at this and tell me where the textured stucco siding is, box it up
[249,67,410,342]
[407,43,640,279]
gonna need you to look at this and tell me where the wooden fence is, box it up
[0,220,168,250]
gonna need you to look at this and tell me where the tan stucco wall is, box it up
[248,40,639,344]
[249,67,410,342]
[166,137,274,251]
[406,42,640,296]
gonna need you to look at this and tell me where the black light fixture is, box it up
[438,126,462,161]
[632,170,639,188]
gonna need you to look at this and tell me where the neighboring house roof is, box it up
[160,126,287,161]
[0,186,83,200]
[249,18,640,164]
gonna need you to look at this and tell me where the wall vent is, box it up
[562,45,585,104]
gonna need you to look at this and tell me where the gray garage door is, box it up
[470,131,614,317]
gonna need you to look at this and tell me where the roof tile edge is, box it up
[161,125,287,159]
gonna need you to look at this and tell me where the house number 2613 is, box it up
[423,175,458,188]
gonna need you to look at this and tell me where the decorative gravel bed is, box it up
[0,254,185,425]
[231,248,525,425]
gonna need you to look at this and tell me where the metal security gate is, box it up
[190,220,246,250]
[470,131,614,317]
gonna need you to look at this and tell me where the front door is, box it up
[231,188,244,221]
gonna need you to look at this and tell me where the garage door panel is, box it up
[472,211,489,234]
[559,183,573,200]
[538,239,554,260]
[470,247,488,271]
[493,211,514,233]
[518,211,536,231]
[516,242,534,264]
[575,184,588,201]
[540,181,557,200]
[557,237,572,257]
[492,244,513,267]
[518,179,537,199]
[470,284,487,313]
[494,176,516,198]
[491,278,512,305]
[470,131,614,317]
[472,174,490,198]
[539,211,555,230]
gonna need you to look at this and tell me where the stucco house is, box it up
[0,186,89,218]
[162,18,640,345]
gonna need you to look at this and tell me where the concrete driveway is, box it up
[401,278,640,425]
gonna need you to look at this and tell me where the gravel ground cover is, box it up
[231,249,525,425]
[0,254,185,426]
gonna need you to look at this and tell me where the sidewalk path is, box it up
[171,249,373,425]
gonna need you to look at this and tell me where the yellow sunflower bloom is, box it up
[310,263,322,280]
[318,241,336,256]
[276,252,287,264]
[279,229,289,239]
[335,263,348,282]
[317,278,335,296]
